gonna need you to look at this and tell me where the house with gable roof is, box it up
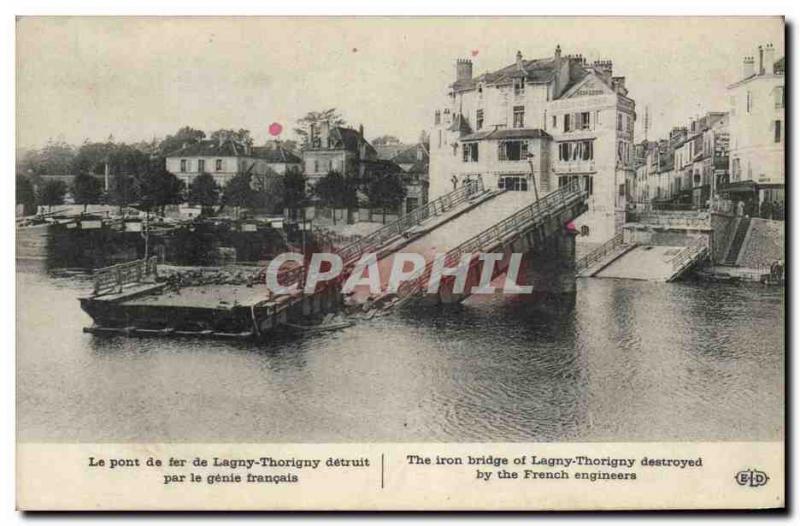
[429,46,636,245]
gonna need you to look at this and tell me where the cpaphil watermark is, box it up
[263,252,534,296]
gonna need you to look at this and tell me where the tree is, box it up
[366,172,407,223]
[295,109,346,147]
[223,172,256,218]
[37,179,67,212]
[109,144,150,177]
[71,173,103,212]
[16,176,36,215]
[210,129,253,147]
[187,172,220,216]
[372,135,401,146]
[313,170,357,225]
[108,173,140,214]
[17,140,76,176]
[72,141,115,176]
[283,166,306,218]
[138,159,185,215]
[276,139,299,154]
[158,126,206,156]
[251,168,285,215]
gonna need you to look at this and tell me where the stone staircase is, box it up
[723,217,751,266]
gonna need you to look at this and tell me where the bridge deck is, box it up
[349,191,537,302]
[594,245,695,281]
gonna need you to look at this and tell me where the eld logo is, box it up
[735,469,769,488]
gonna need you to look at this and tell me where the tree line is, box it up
[18,114,413,223]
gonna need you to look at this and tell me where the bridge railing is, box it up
[575,233,625,274]
[335,179,485,266]
[93,257,159,296]
[263,179,487,290]
[397,178,588,298]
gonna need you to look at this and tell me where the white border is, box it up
[4,1,796,523]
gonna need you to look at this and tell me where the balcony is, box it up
[554,159,596,174]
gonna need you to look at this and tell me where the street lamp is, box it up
[526,153,540,201]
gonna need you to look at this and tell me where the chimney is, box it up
[456,58,473,82]
[593,59,613,78]
[742,56,755,78]
[554,44,562,62]
[516,50,523,70]
[319,121,331,148]
[358,123,364,137]
[758,45,765,75]
[763,43,775,74]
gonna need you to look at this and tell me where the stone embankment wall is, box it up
[737,218,784,268]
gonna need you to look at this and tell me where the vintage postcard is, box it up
[15,16,785,510]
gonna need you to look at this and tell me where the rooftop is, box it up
[166,140,301,163]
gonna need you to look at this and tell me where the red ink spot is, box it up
[268,122,283,137]
[471,49,479,57]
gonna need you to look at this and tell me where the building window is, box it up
[462,143,479,163]
[513,78,525,96]
[497,140,529,161]
[198,159,205,173]
[617,113,623,131]
[564,114,571,132]
[434,110,441,125]
[775,87,785,109]
[552,115,557,128]
[558,140,593,161]
[775,120,782,143]
[215,159,223,171]
[746,91,752,113]
[478,84,483,96]
[513,106,525,128]
[314,160,319,173]
[559,175,592,195]
[498,176,528,191]
[476,109,484,130]
[580,112,591,130]
[180,159,187,172]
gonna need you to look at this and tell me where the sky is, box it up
[16,16,784,149]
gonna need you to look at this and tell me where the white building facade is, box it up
[725,44,785,211]
[429,47,636,245]
[166,139,301,187]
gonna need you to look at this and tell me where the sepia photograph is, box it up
[13,14,786,510]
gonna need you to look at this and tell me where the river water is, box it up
[17,265,784,443]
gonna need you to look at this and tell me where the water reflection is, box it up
[17,267,784,443]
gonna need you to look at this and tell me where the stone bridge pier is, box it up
[525,229,578,301]
[429,225,579,306]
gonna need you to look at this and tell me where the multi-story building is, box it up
[429,47,636,244]
[668,113,729,208]
[301,123,378,184]
[376,141,430,213]
[166,138,301,187]
[724,43,785,214]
